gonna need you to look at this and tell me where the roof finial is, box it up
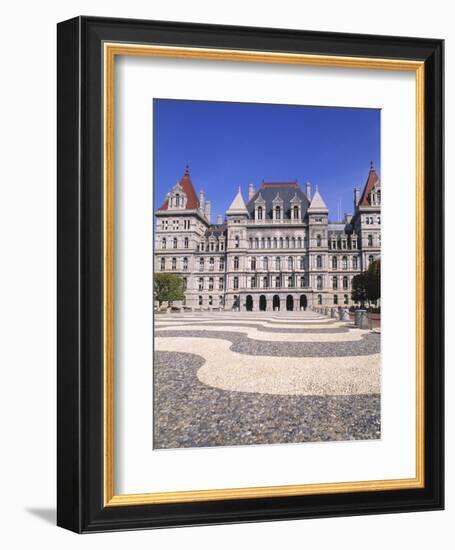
[370,160,374,171]
[184,164,190,176]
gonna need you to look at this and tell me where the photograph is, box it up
[153,99,382,449]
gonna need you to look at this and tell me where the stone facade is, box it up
[155,164,381,311]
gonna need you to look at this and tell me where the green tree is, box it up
[351,272,368,308]
[366,259,381,304]
[154,273,185,308]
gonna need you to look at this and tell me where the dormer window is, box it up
[257,206,263,220]
[275,206,281,220]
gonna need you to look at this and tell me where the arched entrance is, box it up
[286,295,294,311]
[300,294,307,311]
[246,295,253,311]
[259,295,267,311]
[273,295,280,311]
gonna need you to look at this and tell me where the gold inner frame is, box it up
[103,43,425,507]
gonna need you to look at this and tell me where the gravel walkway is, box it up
[154,351,380,449]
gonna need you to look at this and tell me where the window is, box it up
[251,276,257,288]
[316,234,322,247]
[343,276,348,289]
[233,276,239,289]
[342,256,348,270]
[288,257,293,270]
[183,257,188,271]
[208,278,214,291]
[234,236,239,248]
[233,256,239,270]
[287,276,293,287]
[297,237,302,248]
[249,238,253,249]
[275,257,281,270]
[377,216,381,224]
[220,242,224,251]
[171,257,177,270]
[276,275,281,288]
[300,276,305,288]
[263,257,269,270]
[368,234,373,246]
[317,275,323,290]
[255,238,259,248]
[160,257,165,271]
[251,257,256,270]
[209,257,214,271]
[219,258,225,270]
[275,206,281,220]
[198,278,204,291]
[332,276,338,289]
[279,237,284,249]
[293,205,299,219]
[369,255,374,266]
[332,256,337,269]
[208,296,213,306]
[210,241,214,251]
[182,278,187,290]
[162,238,166,249]
[173,237,178,249]
[344,294,349,305]
[333,295,338,305]
[219,296,225,306]
[299,256,305,270]
[200,242,205,251]
[273,238,277,249]
[257,206,263,220]
[199,258,204,271]
[316,255,322,269]
[263,276,268,288]
[219,277,224,290]
[198,295,203,306]
[317,294,322,305]
[353,256,358,269]
[184,237,189,249]
[285,237,290,248]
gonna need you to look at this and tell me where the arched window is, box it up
[293,205,299,219]
[263,276,268,288]
[332,256,337,269]
[263,257,269,270]
[317,275,323,289]
[209,257,214,271]
[235,236,239,248]
[353,256,358,269]
[160,257,165,270]
[219,277,224,290]
[233,256,239,270]
[316,234,322,247]
[273,237,277,249]
[342,256,348,269]
[300,276,305,288]
[251,276,257,288]
[173,237,178,249]
[332,276,338,289]
[343,276,348,289]
[257,206,263,220]
[291,237,296,249]
[288,257,293,270]
[300,256,305,269]
[275,206,281,220]
[316,255,322,269]
[183,257,188,271]
[199,258,204,271]
[198,296,203,306]
[184,237,189,249]
[318,294,322,305]
[251,257,257,270]
[368,234,373,246]
[198,278,204,291]
[162,238,166,249]
[275,257,281,270]
[233,276,239,289]
[219,257,225,270]
[275,275,281,288]
[333,295,338,305]
[285,237,290,248]
[279,237,284,249]
[171,257,177,270]
[287,275,293,287]
[297,237,302,248]
[208,277,214,290]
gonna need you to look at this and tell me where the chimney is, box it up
[205,200,211,223]
[306,182,311,201]
[199,190,205,210]
[354,187,360,208]
[217,214,223,224]
[248,183,255,201]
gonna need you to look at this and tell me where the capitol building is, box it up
[155,164,381,312]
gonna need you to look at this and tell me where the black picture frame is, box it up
[57,16,444,533]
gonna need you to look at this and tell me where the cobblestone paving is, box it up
[153,311,380,449]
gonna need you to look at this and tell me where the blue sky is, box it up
[154,99,380,222]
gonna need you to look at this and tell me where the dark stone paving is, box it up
[155,330,380,357]
[154,351,381,450]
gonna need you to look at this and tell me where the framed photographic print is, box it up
[57,16,444,532]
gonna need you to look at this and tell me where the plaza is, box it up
[153,309,380,449]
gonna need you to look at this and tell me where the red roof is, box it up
[158,166,200,210]
[359,164,380,207]
[260,181,299,189]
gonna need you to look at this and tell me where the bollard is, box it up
[355,309,366,327]
[358,310,370,329]
[340,307,350,322]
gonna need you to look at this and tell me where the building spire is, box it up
[370,160,375,171]
[184,164,190,176]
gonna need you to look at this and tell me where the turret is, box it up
[248,183,255,201]
[306,181,311,201]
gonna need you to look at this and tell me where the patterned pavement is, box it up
[154,311,380,449]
